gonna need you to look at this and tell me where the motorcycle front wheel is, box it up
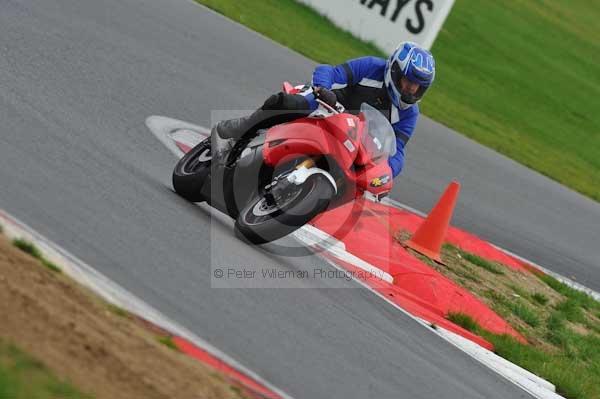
[172,138,211,202]
[234,174,334,244]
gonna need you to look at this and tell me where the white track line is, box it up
[0,210,292,399]
[293,225,393,283]
[382,197,427,217]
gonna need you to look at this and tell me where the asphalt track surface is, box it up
[0,0,597,397]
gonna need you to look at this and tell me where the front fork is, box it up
[263,158,318,206]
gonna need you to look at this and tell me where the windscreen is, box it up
[360,103,397,158]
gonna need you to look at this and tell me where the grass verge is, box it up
[157,336,181,352]
[453,245,504,275]
[196,0,600,202]
[12,238,61,273]
[434,242,600,399]
[448,312,600,399]
[106,303,131,319]
[395,230,600,398]
[532,292,549,306]
[0,340,90,399]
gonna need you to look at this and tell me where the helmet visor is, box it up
[390,61,428,104]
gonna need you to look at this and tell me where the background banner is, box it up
[297,0,455,52]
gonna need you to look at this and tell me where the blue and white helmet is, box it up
[384,41,436,110]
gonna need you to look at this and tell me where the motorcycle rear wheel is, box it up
[235,174,334,244]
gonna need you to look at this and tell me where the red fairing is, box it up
[261,100,393,201]
[262,116,361,180]
[355,161,393,195]
[321,113,362,146]
[282,81,300,95]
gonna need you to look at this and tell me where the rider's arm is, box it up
[312,56,385,89]
[388,141,405,178]
[388,107,418,177]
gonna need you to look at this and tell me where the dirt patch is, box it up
[0,234,248,399]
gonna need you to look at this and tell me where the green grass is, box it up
[507,300,540,328]
[447,313,600,399]
[12,238,43,258]
[12,238,61,273]
[106,304,131,319]
[532,292,549,306]
[447,312,480,333]
[444,243,505,275]
[477,289,542,327]
[444,256,600,398]
[197,0,383,66]
[459,250,505,275]
[39,259,61,273]
[196,0,600,202]
[439,248,600,399]
[556,299,586,324]
[426,0,600,202]
[484,289,540,327]
[454,267,481,283]
[505,283,529,299]
[0,340,91,399]
[157,336,181,352]
[539,274,600,311]
[414,244,482,282]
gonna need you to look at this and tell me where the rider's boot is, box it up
[211,92,310,164]
[211,107,273,165]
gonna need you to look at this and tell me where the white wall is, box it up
[296,0,455,53]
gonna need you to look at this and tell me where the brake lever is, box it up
[316,99,339,115]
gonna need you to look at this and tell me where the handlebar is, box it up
[316,99,344,115]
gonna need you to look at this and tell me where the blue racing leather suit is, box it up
[306,57,419,178]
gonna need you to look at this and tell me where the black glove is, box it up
[313,86,337,108]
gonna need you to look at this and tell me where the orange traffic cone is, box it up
[405,181,461,264]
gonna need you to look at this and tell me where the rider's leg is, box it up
[211,92,311,163]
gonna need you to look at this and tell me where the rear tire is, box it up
[235,174,334,244]
[172,138,211,202]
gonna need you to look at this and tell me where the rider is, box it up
[211,41,435,178]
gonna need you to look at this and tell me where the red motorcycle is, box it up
[172,83,397,243]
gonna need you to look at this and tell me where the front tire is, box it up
[235,174,334,244]
[172,138,211,202]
